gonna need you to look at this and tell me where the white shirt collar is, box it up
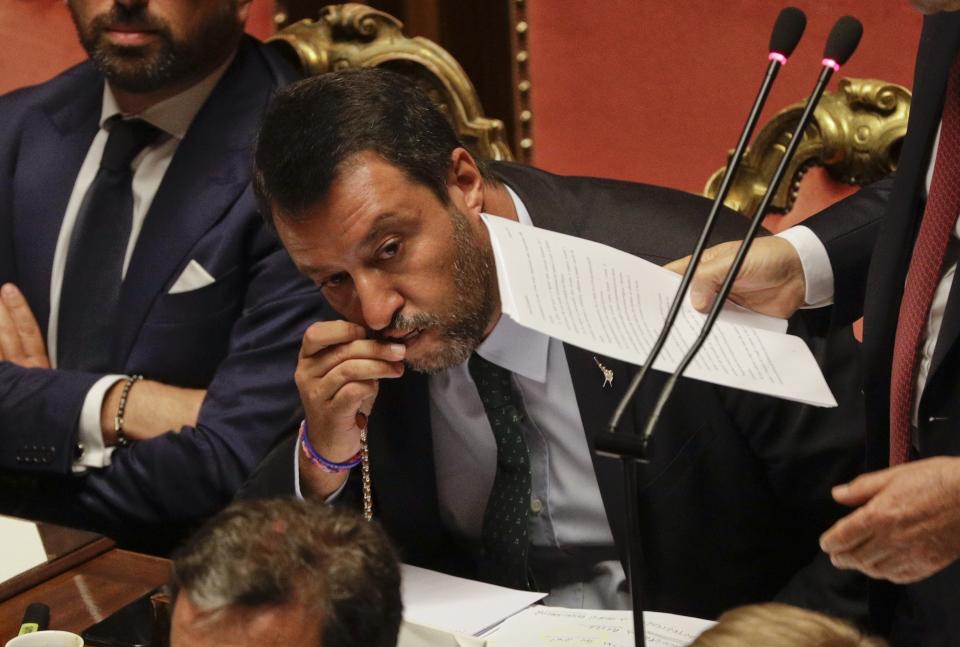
[475,185,551,383]
[99,52,235,139]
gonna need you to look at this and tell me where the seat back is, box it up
[704,78,911,230]
[268,3,513,162]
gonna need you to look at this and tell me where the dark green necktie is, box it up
[468,353,533,590]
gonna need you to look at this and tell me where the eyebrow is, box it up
[359,212,406,250]
[299,212,408,277]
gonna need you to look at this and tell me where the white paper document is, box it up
[399,621,485,647]
[401,564,547,637]
[486,606,715,647]
[0,516,47,583]
[483,215,837,407]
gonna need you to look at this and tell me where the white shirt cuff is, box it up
[776,226,835,308]
[73,374,126,471]
[293,434,348,503]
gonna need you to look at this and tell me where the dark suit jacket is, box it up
[789,12,960,645]
[0,37,331,548]
[243,163,867,620]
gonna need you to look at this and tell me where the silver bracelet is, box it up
[113,374,143,448]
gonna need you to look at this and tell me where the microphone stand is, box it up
[593,52,790,647]
[594,59,842,647]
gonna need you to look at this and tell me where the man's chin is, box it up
[403,336,475,374]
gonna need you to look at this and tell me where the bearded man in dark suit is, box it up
[243,68,868,620]
[0,0,329,549]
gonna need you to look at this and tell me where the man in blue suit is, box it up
[0,0,328,549]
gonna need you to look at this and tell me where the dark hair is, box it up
[171,498,402,647]
[253,67,479,226]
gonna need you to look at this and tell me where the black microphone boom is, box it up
[604,6,806,443]
[629,15,865,453]
[593,9,808,647]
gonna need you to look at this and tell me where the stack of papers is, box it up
[486,607,714,646]
[401,564,545,637]
[0,517,47,582]
[397,565,714,647]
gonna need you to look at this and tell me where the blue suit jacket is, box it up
[0,37,330,547]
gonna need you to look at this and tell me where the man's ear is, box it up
[447,148,484,216]
[236,0,254,24]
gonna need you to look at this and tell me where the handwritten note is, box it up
[485,607,714,647]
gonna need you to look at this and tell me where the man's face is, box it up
[66,0,248,93]
[169,595,319,647]
[275,152,499,374]
[910,0,960,13]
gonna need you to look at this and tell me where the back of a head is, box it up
[253,67,467,225]
[691,603,888,647]
[171,498,402,647]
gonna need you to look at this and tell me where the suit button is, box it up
[16,456,23,463]
[928,416,949,423]
[530,497,544,514]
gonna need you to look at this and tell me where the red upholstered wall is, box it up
[527,1,922,196]
[0,0,276,96]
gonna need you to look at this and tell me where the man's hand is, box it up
[295,320,406,498]
[820,457,960,584]
[0,283,50,368]
[663,237,807,318]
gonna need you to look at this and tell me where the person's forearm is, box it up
[100,379,206,444]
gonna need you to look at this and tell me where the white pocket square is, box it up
[168,259,216,294]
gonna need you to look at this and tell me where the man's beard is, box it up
[68,2,238,94]
[376,207,497,374]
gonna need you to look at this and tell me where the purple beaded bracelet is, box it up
[298,420,362,473]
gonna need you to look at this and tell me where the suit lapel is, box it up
[496,163,644,564]
[563,344,638,564]
[12,66,102,336]
[113,42,269,365]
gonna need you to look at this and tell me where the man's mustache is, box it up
[371,311,443,340]
[89,5,169,38]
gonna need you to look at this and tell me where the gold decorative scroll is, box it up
[705,78,911,216]
[269,3,513,161]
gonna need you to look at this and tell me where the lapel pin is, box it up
[593,356,614,388]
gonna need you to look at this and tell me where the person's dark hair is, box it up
[253,67,483,227]
[171,498,402,647]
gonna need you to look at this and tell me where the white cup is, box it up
[4,631,84,647]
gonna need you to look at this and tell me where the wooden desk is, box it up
[0,549,170,645]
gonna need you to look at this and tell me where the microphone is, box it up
[594,10,808,647]
[628,15,865,452]
[601,7,807,443]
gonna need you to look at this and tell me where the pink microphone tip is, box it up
[821,57,840,72]
[768,52,788,65]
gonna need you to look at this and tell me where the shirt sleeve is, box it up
[776,226,835,308]
[73,374,126,471]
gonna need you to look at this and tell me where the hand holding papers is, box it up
[483,215,836,407]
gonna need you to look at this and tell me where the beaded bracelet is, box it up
[298,420,362,473]
[113,374,143,448]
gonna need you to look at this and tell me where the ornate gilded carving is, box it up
[269,3,513,161]
[704,78,911,216]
